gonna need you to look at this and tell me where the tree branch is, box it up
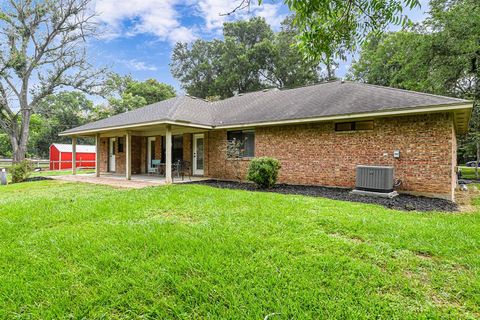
[220,0,251,16]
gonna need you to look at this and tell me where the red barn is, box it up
[49,143,96,170]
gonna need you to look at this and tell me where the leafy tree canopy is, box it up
[30,91,96,158]
[0,0,104,162]
[104,74,176,114]
[230,0,421,60]
[349,0,480,164]
[171,17,331,99]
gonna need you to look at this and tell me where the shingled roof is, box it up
[61,81,472,135]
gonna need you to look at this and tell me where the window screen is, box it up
[355,121,374,130]
[335,121,374,132]
[335,122,354,132]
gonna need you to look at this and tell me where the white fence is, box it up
[0,158,49,168]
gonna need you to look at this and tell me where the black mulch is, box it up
[189,180,458,212]
[23,176,53,182]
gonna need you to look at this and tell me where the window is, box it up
[117,137,124,153]
[162,135,184,163]
[335,120,374,132]
[227,130,255,158]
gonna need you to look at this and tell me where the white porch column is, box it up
[126,131,132,180]
[72,137,77,175]
[165,125,172,184]
[95,134,100,177]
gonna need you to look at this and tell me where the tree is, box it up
[350,0,480,175]
[104,74,176,114]
[171,17,322,99]
[260,16,328,88]
[124,79,176,105]
[0,133,11,158]
[349,31,436,93]
[226,0,420,60]
[0,0,103,162]
[30,91,95,158]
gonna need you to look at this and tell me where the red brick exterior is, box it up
[98,113,457,200]
[99,137,108,173]
[206,113,457,200]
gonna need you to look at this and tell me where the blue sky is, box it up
[90,0,431,95]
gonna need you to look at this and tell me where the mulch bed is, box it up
[190,180,458,212]
[23,177,53,182]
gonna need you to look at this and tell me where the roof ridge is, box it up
[350,81,468,102]
[278,79,342,91]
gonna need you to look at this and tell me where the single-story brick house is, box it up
[60,81,473,201]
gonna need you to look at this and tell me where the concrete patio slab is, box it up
[50,174,208,189]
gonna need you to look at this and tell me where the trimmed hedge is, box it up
[246,157,281,189]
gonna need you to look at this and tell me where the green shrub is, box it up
[246,157,281,189]
[9,160,33,183]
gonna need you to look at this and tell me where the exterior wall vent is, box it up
[355,165,394,193]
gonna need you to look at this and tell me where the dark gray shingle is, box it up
[62,81,468,134]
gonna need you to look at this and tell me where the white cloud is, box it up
[118,59,158,71]
[253,3,286,30]
[195,0,286,32]
[93,0,286,44]
[94,0,196,44]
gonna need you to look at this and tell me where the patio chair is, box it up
[173,160,191,181]
[148,159,161,176]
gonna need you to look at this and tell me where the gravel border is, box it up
[189,180,458,212]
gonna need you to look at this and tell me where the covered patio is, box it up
[63,122,211,183]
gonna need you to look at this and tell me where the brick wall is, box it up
[206,113,456,200]
[206,130,250,180]
[96,113,455,200]
[99,137,108,172]
[131,136,142,174]
[99,135,143,175]
[140,136,147,174]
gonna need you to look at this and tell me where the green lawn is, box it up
[2,169,95,184]
[31,168,95,177]
[0,181,479,319]
[459,166,480,180]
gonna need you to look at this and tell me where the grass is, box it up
[31,168,95,177]
[459,166,480,180]
[0,181,479,319]
[2,169,95,183]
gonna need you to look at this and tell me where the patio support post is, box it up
[72,137,77,175]
[165,124,172,184]
[95,133,100,177]
[126,131,132,180]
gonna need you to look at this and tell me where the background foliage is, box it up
[350,0,480,163]
[170,17,335,99]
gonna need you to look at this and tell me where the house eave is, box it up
[213,102,473,134]
[60,102,473,137]
[59,120,214,137]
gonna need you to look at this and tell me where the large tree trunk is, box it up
[9,113,30,163]
[10,134,23,163]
